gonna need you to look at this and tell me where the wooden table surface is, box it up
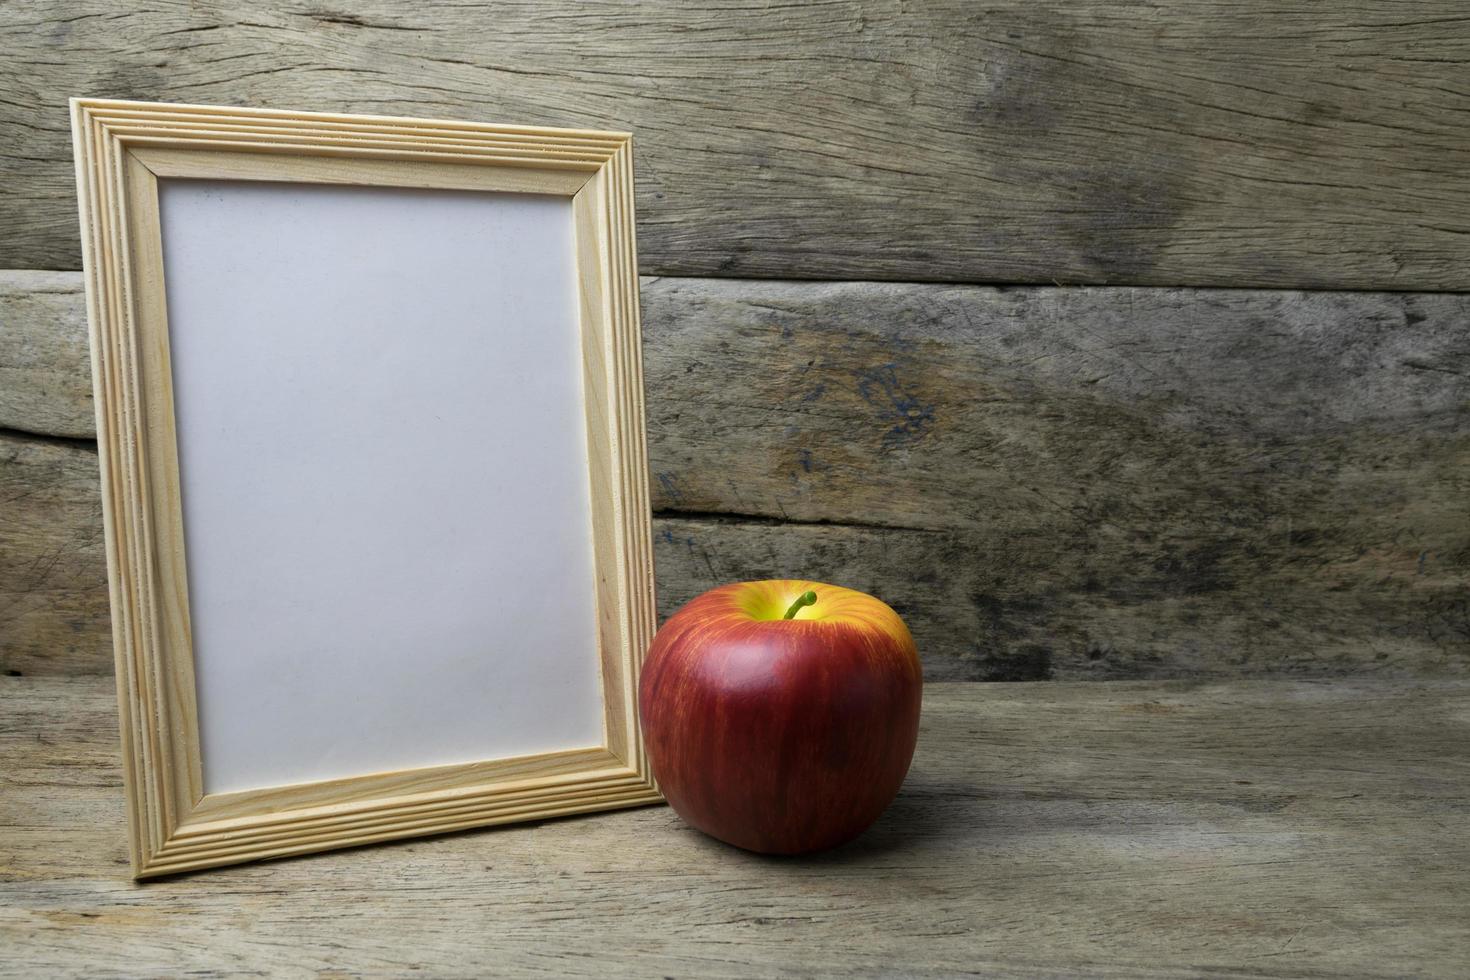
[4,676,1467,978]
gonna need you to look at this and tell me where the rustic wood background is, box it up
[1,2,1467,681]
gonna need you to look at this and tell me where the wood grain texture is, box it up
[0,272,92,439]
[645,279,1470,679]
[4,674,1468,978]
[2,272,1467,680]
[5,2,1470,288]
[0,432,106,677]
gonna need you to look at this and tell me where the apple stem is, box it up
[782,590,818,620]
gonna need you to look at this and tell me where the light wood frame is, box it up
[70,98,659,878]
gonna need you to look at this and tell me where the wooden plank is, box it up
[4,2,1470,288]
[640,279,1470,678]
[655,517,1470,682]
[4,427,1462,682]
[0,432,107,677]
[0,272,92,439]
[2,271,1466,679]
[3,675,1468,977]
[642,280,1470,530]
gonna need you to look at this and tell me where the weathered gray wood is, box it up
[0,271,92,439]
[654,518,1464,682]
[5,2,1470,289]
[643,279,1470,679]
[643,279,1470,522]
[3,675,1467,978]
[1,271,1465,679]
[0,432,106,677]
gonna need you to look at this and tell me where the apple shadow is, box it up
[682,775,982,868]
[810,779,976,864]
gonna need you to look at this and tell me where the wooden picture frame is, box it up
[70,99,659,878]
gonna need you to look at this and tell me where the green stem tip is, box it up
[782,590,818,620]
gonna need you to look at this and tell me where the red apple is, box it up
[639,579,922,854]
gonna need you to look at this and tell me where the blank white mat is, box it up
[157,179,606,794]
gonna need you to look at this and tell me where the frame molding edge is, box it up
[70,98,660,879]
